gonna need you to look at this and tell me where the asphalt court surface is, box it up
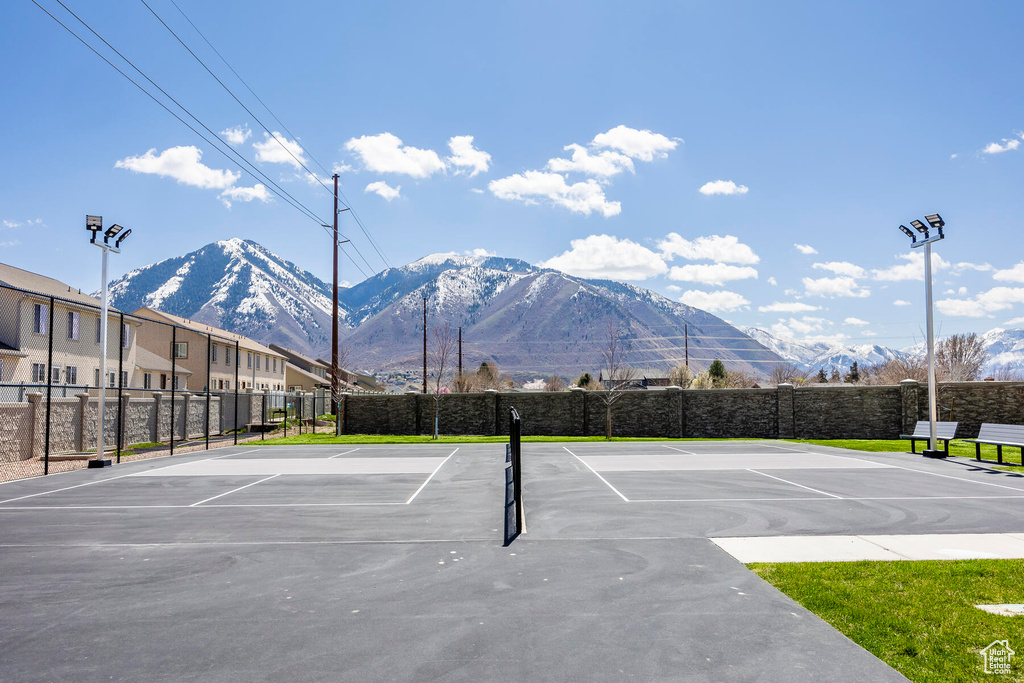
[5,440,1024,680]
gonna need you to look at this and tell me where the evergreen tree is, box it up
[844,361,860,383]
[577,372,593,388]
[708,359,726,381]
[829,367,841,382]
[816,368,828,383]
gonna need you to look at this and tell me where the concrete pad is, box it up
[711,535,905,563]
[976,604,1024,616]
[867,533,1024,560]
[578,452,890,472]
[130,457,446,476]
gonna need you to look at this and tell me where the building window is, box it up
[226,348,231,366]
[33,303,48,334]
[172,375,179,390]
[160,374,167,390]
[143,373,152,389]
[65,366,77,385]
[32,363,46,383]
[67,311,79,340]
[121,323,130,349]
[173,342,187,359]
[120,371,128,387]
[273,358,277,372]
[51,366,61,384]
[247,353,252,369]
[211,344,218,363]
[108,372,116,388]
[256,354,261,370]
[94,369,100,386]
[96,318,102,344]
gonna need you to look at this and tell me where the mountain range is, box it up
[105,239,784,380]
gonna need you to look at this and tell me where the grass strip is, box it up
[751,559,1024,682]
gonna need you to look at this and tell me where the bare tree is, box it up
[598,320,638,438]
[668,363,693,389]
[936,333,987,382]
[862,356,927,385]
[993,365,1023,381]
[452,370,476,393]
[544,375,567,392]
[429,322,457,438]
[769,363,805,386]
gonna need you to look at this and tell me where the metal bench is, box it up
[964,423,1024,464]
[900,421,958,455]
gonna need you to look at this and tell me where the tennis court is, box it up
[3,437,1024,680]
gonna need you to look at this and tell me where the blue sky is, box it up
[4,0,1024,349]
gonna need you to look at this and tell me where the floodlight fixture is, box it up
[909,219,929,234]
[104,224,124,242]
[899,224,916,243]
[924,213,944,230]
[114,228,131,247]
[86,215,102,242]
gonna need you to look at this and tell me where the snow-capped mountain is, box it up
[981,328,1024,375]
[741,327,910,373]
[107,238,343,355]
[107,241,786,378]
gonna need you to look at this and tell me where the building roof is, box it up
[285,362,330,387]
[134,347,193,375]
[134,308,284,357]
[0,262,113,309]
[269,344,330,372]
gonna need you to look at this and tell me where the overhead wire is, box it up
[36,0,329,228]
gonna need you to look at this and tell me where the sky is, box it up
[3,0,1024,351]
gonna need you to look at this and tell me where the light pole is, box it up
[86,216,131,468]
[898,213,945,458]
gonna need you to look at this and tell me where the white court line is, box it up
[404,448,458,504]
[327,448,360,459]
[0,448,261,505]
[747,469,843,499]
[190,474,280,507]
[0,502,408,510]
[661,444,697,455]
[631,494,1024,503]
[564,446,629,502]
[882,461,1024,493]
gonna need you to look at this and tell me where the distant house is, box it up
[133,346,191,392]
[0,262,139,391]
[133,308,287,392]
[268,344,331,393]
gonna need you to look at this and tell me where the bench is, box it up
[900,421,958,455]
[964,423,1024,464]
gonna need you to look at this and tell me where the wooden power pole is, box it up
[422,296,427,393]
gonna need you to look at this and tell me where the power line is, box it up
[37,0,329,227]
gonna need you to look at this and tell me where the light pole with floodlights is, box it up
[898,213,945,458]
[86,216,131,468]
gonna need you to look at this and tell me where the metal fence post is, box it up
[261,393,266,441]
[233,340,239,445]
[205,332,211,450]
[170,325,176,455]
[116,312,124,463]
[43,296,54,475]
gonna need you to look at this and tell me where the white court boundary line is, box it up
[564,446,629,501]
[327,448,360,459]
[747,469,843,499]
[0,448,260,505]
[661,444,697,455]
[190,474,280,507]
[404,448,458,504]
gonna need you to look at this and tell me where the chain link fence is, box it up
[0,282,340,483]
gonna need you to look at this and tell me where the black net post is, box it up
[283,394,288,439]
[43,295,54,475]
[504,406,523,545]
[169,325,176,455]
[233,341,239,445]
[116,312,124,463]
[205,332,211,450]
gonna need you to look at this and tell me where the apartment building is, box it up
[268,344,331,393]
[133,308,287,391]
[0,263,138,390]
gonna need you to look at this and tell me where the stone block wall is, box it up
[792,385,902,439]
[0,403,34,463]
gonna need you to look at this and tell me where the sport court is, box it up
[3,439,1024,681]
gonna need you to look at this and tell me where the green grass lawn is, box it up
[752,560,1024,682]
[786,438,1024,466]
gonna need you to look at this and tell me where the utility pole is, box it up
[684,323,689,368]
[458,327,462,379]
[422,296,427,394]
[332,173,340,435]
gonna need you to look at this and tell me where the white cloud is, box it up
[539,234,667,280]
[794,243,818,255]
[872,252,948,281]
[994,262,1024,283]
[758,301,820,313]
[546,144,634,178]
[333,163,353,174]
[982,137,1021,154]
[952,261,993,273]
[665,284,682,293]
[936,286,1024,317]
[253,131,307,169]
[950,153,958,159]
[467,248,495,257]
[220,125,251,146]
[678,289,750,313]
[470,188,484,194]
[698,180,749,196]
[668,263,758,286]
[893,299,912,306]
[769,316,844,342]
[844,317,869,325]
[345,132,446,178]
[365,180,401,201]
[219,183,271,207]
[447,135,491,177]
[0,240,21,248]
[590,125,679,161]
[1004,317,1024,326]
[813,261,866,278]
[658,233,759,264]
[802,275,870,298]
[767,277,777,286]
[115,146,239,190]
[2,220,20,228]
[488,171,620,217]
